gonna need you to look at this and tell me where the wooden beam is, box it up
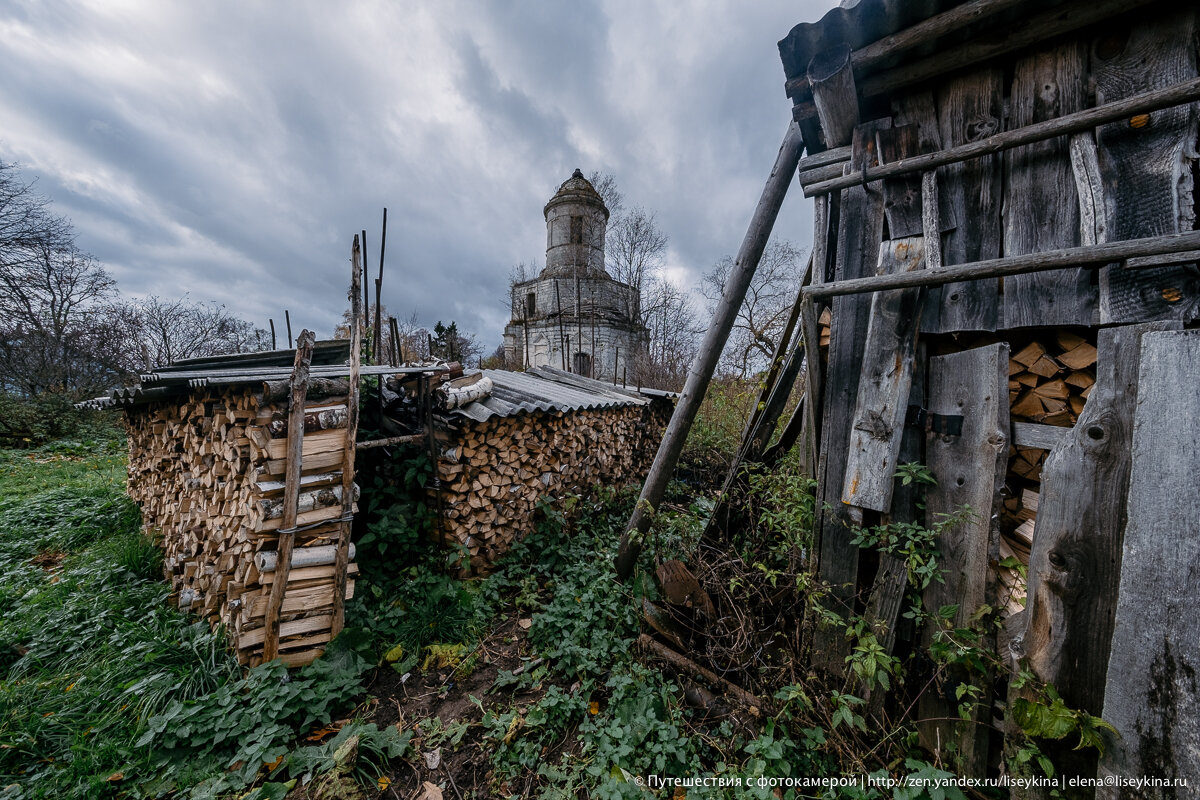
[1098,329,1200,793]
[803,230,1200,300]
[613,121,804,579]
[263,329,316,663]
[802,77,1200,197]
[1011,421,1067,450]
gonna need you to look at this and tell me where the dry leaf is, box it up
[416,781,444,800]
[106,772,124,782]
[517,618,532,630]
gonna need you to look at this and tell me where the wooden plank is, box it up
[807,45,859,148]
[265,428,346,461]
[1098,329,1200,794]
[1016,322,1180,782]
[333,235,364,637]
[802,77,1200,197]
[804,230,1200,300]
[863,341,927,720]
[1093,9,1200,324]
[876,126,924,238]
[1011,421,1067,451]
[1002,40,1094,328]
[929,68,1003,333]
[614,122,804,579]
[262,330,315,663]
[811,118,890,673]
[842,237,926,511]
[919,343,1009,776]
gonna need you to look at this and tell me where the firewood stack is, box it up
[430,400,672,575]
[1007,332,1097,481]
[124,381,357,668]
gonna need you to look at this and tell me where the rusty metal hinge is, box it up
[906,405,964,437]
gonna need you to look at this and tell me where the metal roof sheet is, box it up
[447,366,670,423]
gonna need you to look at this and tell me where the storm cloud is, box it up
[0,0,832,349]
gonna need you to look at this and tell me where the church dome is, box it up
[544,169,609,220]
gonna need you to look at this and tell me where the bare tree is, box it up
[118,295,270,370]
[701,240,806,379]
[632,276,702,390]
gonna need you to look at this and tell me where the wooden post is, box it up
[615,121,804,579]
[554,280,566,370]
[285,309,293,348]
[262,328,316,663]
[1098,329,1200,793]
[331,239,363,638]
[389,316,401,366]
[374,208,387,364]
[269,318,277,350]
[361,229,370,363]
[918,342,1009,777]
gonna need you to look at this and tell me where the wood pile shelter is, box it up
[620,0,1199,791]
[81,339,445,668]
[422,367,673,573]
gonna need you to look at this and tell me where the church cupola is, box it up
[542,169,609,278]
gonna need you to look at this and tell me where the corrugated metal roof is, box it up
[447,366,672,423]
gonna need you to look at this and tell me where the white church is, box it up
[502,170,648,381]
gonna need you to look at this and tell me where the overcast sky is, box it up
[0,0,833,350]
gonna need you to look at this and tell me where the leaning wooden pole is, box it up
[331,237,363,637]
[262,328,316,662]
[614,121,804,579]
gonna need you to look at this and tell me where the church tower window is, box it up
[569,215,583,244]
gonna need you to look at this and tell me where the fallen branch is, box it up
[636,634,762,709]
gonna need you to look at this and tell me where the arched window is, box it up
[569,215,583,244]
[573,352,592,377]
[526,292,536,317]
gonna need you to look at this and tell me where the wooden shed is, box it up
[620,0,1199,790]
[779,0,1200,786]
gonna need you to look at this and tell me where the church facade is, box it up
[503,170,648,381]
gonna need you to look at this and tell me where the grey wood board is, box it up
[842,237,926,512]
[1019,323,1179,719]
[812,118,890,674]
[1002,41,1096,328]
[877,125,924,239]
[919,342,1009,776]
[1093,9,1200,324]
[1098,329,1200,795]
[930,68,1004,333]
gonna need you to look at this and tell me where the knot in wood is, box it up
[854,410,893,441]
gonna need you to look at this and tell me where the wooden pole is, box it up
[284,310,293,348]
[374,208,387,365]
[389,316,401,365]
[554,280,567,370]
[615,121,804,579]
[331,238,363,638]
[262,328,315,662]
[361,229,370,363]
[804,229,1200,299]
[269,318,277,350]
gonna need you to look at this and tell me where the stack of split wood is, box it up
[1007,332,1097,480]
[997,488,1037,617]
[124,380,358,667]
[427,374,673,574]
